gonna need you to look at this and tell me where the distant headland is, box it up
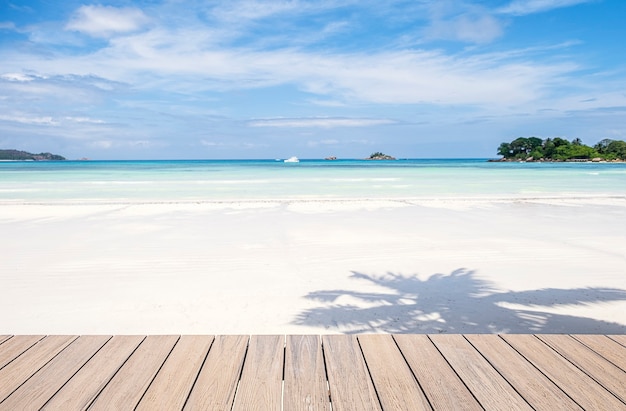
[0,149,66,161]
[492,137,626,162]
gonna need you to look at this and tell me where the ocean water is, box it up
[1,159,625,203]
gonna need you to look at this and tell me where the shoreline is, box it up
[2,193,625,206]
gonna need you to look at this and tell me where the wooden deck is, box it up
[0,334,625,410]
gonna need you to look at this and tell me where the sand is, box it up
[1,197,625,334]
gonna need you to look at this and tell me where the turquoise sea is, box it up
[1,159,625,203]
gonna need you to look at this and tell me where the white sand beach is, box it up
[2,197,625,334]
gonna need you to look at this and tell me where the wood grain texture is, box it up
[42,335,145,410]
[0,335,45,370]
[322,335,382,411]
[572,334,626,371]
[87,335,179,410]
[232,335,284,411]
[466,334,583,411]
[608,334,626,347]
[358,334,431,410]
[537,334,626,403]
[501,334,626,410]
[0,335,76,403]
[429,334,533,410]
[284,335,330,411]
[184,335,249,410]
[394,334,482,410]
[136,335,214,410]
[0,334,623,410]
[1,335,111,410]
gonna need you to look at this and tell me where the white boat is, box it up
[284,156,299,163]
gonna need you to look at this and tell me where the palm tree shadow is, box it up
[293,269,626,334]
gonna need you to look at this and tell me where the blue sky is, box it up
[1,0,625,159]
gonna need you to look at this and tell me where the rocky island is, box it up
[0,149,66,161]
[366,152,396,160]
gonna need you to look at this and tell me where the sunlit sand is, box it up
[2,197,625,334]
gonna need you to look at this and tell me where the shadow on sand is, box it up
[293,269,626,334]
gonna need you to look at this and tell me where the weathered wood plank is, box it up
[42,335,145,410]
[466,334,583,411]
[394,334,481,410]
[609,334,626,347]
[0,335,76,403]
[358,334,431,410]
[0,335,45,370]
[1,335,111,410]
[501,334,626,410]
[537,334,626,403]
[232,335,284,411]
[322,335,381,411]
[136,335,214,410]
[0,334,623,410]
[183,335,249,410]
[87,335,179,410]
[284,335,330,411]
[429,334,532,410]
[572,334,626,371]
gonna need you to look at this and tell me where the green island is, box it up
[0,149,66,161]
[494,137,626,162]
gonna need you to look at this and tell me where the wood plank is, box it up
[429,334,532,410]
[609,334,626,347]
[359,335,432,410]
[358,334,431,410]
[284,335,331,411]
[0,336,11,345]
[466,334,583,410]
[0,335,76,403]
[537,334,626,403]
[394,334,483,410]
[572,334,626,371]
[1,335,111,410]
[87,335,179,410]
[322,335,381,411]
[232,335,284,411]
[42,335,145,410]
[0,335,45,370]
[136,335,214,410]
[183,335,249,410]
[501,334,626,410]
[0,333,621,410]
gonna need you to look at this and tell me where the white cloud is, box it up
[424,9,504,43]
[1,73,38,81]
[2,0,623,160]
[209,0,302,22]
[0,114,58,125]
[0,22,17,30]
[66,5,150,38]
[64,116,105,124]
[498,0,594,16]
[0,36,580,110]
[248,117,396,128]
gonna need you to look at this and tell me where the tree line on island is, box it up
[0,149,66,161]
[496,137,626,162]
